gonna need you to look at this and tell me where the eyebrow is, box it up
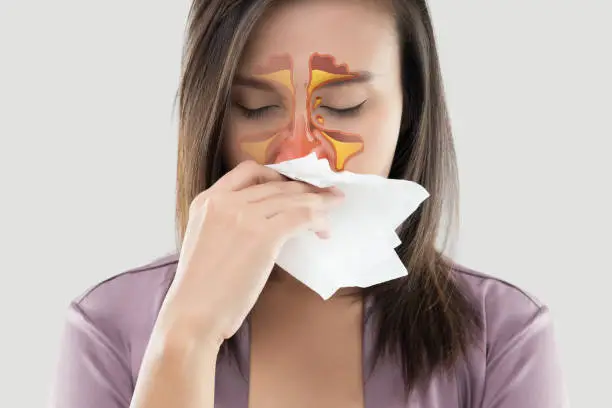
[232,76,277,91]
[233,70,373,90]
[318,71,373,88]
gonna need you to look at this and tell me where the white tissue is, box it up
[265,152,429,300]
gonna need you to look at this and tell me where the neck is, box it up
[250,266,365,338]
[263,265,363,303]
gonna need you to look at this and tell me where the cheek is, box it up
[343,102,402,176]
[223,109,281,165]
[223,115,253,167]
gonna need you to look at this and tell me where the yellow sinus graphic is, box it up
[238,53,365,171]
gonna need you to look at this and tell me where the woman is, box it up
[50,0,566,407]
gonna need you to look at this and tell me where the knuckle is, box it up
[298,206,318,222]
[290,180,311,192]
[188,191,208,215]
[313,192,328,205]
[199,195,232,218]
[303,193,324,207]
[202,194,221,210]
[227,202,254,225]
[267,182,285,195]
[237,159,259,173]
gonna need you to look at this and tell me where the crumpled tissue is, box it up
[265,152,429,300]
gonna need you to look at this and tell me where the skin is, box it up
[235,52,367,171]
[233,2,403,406]
[131,1,403,408]
[226,0,403,177]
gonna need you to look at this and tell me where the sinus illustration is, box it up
[238,52,365,172]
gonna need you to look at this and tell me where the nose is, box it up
[274,114,320,163]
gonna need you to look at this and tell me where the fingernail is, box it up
[316,230,331,239]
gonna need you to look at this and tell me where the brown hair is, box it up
[174,0,482,397]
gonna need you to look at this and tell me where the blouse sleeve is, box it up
[480,305,569,408]
[48,301,134,408]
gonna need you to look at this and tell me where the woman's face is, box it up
[225,0,403,176]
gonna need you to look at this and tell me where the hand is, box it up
[156,160,344,348]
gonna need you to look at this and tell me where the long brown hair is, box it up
[174,0,482,396]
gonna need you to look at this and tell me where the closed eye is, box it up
[235,103,279,119]
[320,100,367,117]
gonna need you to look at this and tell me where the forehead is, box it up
[238,0,398,78]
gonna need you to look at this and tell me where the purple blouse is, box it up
[49,254,567,407]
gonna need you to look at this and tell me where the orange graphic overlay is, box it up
[307,53,364,171]
[237,55,295,164]
[238,53,365,171]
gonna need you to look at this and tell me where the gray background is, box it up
[1,1,609,406]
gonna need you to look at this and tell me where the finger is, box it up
[266,207,331,241]
[210,160,289,193]
[235,180,342,204]
[315,230,331,239]
[250,192,343,219]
